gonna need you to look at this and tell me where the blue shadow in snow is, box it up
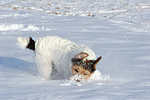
[0,57,38,76]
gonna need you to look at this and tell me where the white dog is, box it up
[17,36,101,81]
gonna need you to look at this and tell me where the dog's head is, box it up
[71,52,101,81]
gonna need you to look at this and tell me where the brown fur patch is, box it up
[71,58,96,73]
[71,65,93,79]
[71,52,102,80]
[74,52,89,59]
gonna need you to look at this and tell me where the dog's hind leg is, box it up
[35,56,52,80]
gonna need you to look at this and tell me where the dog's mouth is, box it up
[69,74,91,82]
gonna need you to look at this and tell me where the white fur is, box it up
[88,70,102,80]
[18,36,96,80]
[17,37,29,49]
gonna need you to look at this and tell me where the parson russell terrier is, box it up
[17,36,101,82]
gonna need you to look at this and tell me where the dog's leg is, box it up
[51,61,57,75]
[35,55,52,80]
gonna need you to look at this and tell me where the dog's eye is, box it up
[75,69,78,73]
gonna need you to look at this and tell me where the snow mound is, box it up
[0,24,24,31]
[69,70,103,82]
[0,23,40,31]
[61,70,109,86]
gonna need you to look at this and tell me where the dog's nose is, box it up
[76,80,80,82]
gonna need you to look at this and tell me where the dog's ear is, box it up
[93,56,102,67]
[74,52,89,59]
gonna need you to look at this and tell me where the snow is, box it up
[0,0,150,99]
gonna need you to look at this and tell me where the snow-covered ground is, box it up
[0,0,150,99]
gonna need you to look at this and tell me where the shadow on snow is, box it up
[0,57,39,76]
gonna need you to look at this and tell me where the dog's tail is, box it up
[17,37,35,51]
